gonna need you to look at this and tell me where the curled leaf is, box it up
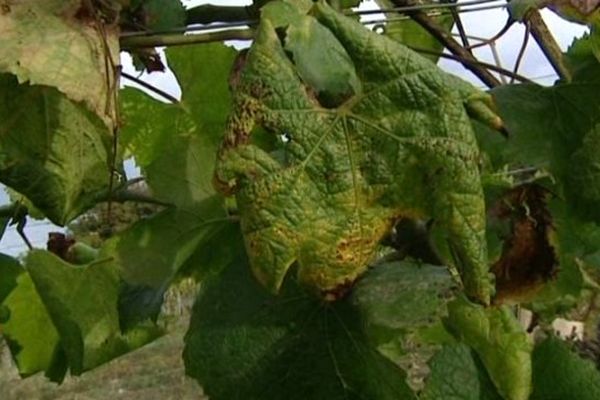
[489,184,558,304]
[214,1,497,303]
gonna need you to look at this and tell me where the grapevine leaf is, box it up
[488,184,558,305]
[215,1,497,303]
[135,0,186,31]
[0,74,113,225]
[565,29,600,81]
[351,261,455,372]
[445,296,533,400]
[421,344,502,400]
[531,337,600,400]
[104,196,231,328]
[120,43,237,208]
[0,0,119,125]
[282,8,361,106]
[492,82,600,218]
[1,267,64,380]
[374,0,454,62]
[525,198,589,316]
[24,250,162,375]
[487,82,600,309]
[567,124,600,215]
[0,253,21,304]
[260,0,313,26]
[183,244,417,400]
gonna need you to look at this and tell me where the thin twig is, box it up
[511,22,530,84]
[450,8,471,50]
[411,46,535,83]
[122,72,179,103]
[389,0,502,88]
[466,18,513,50]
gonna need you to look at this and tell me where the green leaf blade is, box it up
[215,1,497,304]
[183,246,418,400]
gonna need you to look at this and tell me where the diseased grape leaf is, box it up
[421,344,502,400]
[486,81,600,311]
[525,198,588,316]
[183,244,418,400]
[0,74,113,225]
[445,296,533,400]
[531,337,600,400]
[214,1,498,304]
[0,0,119,126]
[488,184,558,305]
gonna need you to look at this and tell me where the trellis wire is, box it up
[120,0,506,38]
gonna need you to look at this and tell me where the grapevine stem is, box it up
[527,11,572,82]
[388,0,502,88]
[120,28,254,49]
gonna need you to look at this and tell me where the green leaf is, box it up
[284,13,361,106]
[351,261,455,367]
[0,74,113,225]
[531,337,600,400]
[0,253,21,304]
[0,0,119,125]
[445,297,533,400]
[566,123,600,217]
[215,1,497,303]
[137,0,186,31]
[421,344,502,400]
[183,245,417,400]
[565,28,600,81]
[104,197,232,327]
[374,0,454,62]
[492,82,600,222]
[120,43,237,208]
[260,0,313,26]
[24,250,161,375]
[1,268,63,380]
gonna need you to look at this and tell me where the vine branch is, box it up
[120,28,254,49]
[526,11,572,82]
[389,0,502,88]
